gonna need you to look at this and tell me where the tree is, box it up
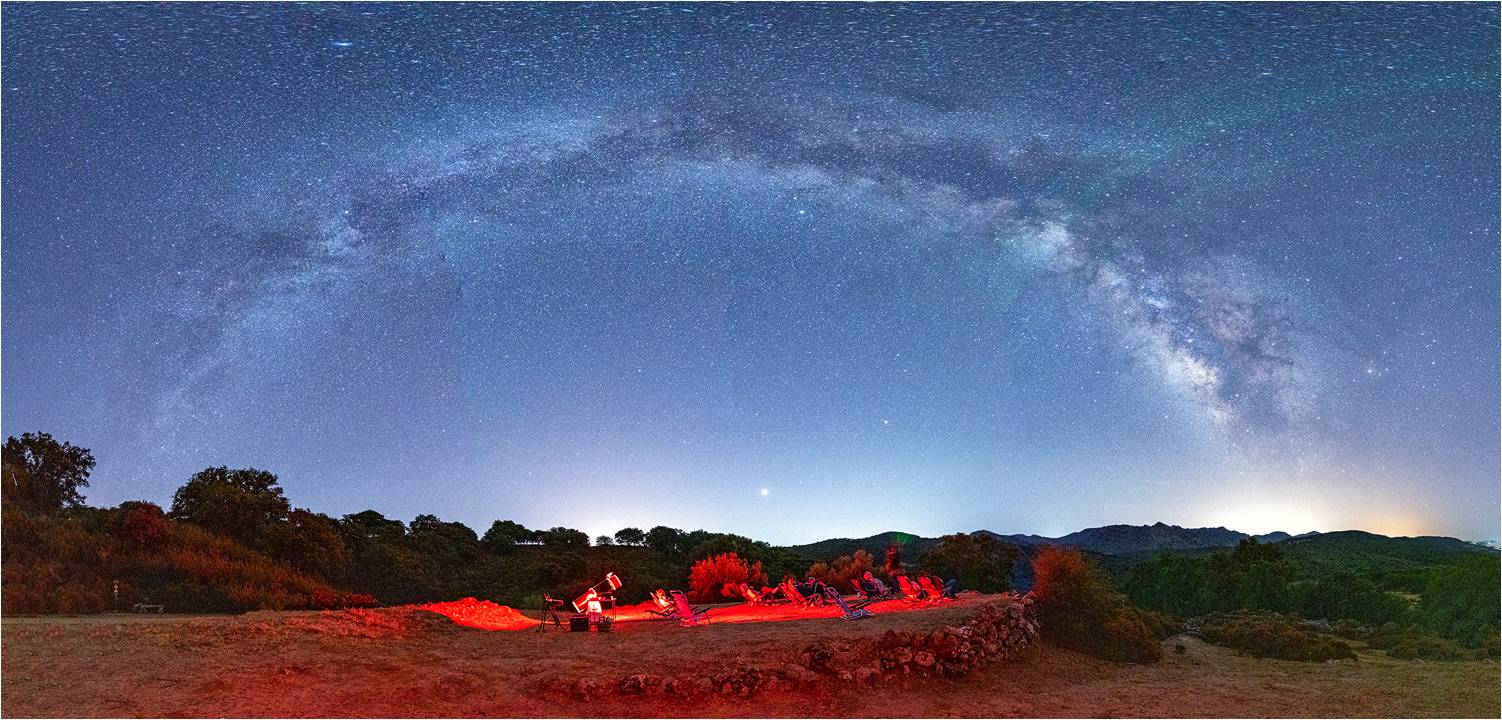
[481,519,533,552]
[1034,547,1162,663]
[1421,555,1501,646]
[1123,552,1213,617]
[614,527,646,546]
[409,514,480,562]
[340,510,407,543]
[809,550,876,591]
[169,467,290,546]
[539,526,589,549]
[595,535,614,546]
[262,509,349,583]
[919,532,1018,593]
[644,525,686,555]
[2,432,95,514]
[110,501,170,547]
[1204,538,1293,612]
[688,552,765,603]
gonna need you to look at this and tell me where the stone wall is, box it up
[546,592,1040,700]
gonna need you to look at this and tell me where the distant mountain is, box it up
[780,524,1495,592]
[988,522,1307,556]
[782,531,938,562]
[1275,530,1496,576]
[785,523,1311,560]
[784,525,1495,568]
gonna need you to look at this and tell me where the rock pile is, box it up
[543,592,1040,700]
[874,593,1040,677]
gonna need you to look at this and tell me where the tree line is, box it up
[2,431,1017,613]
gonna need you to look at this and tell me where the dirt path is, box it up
[3,608,1496,718]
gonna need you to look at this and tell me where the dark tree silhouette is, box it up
[341,510,407,543]
[480,517,534,553]
[263,509,349,583]
[613,527,646,546]
[645,525,686,555]
[539,526,589,548]
[481,519,533,552]
[169,466,290,546]
[2,432,95,514]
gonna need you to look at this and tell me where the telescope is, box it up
[572,572,622,614]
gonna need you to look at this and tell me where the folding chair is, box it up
[822,586,874,620]
[670,590,710,626]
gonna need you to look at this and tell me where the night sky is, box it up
[3,3,1497,544]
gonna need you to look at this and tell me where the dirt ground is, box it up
[3,599,1497,718]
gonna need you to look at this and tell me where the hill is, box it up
[782,531,938,562]
[1275,530,1495,579]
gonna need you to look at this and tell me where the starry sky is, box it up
[3,3,1498,544]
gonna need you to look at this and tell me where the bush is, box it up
[112,501,170,547]
[807,550,876,593]
[1368,624,1480,661]
[1194,611,1356,662]
[1419,555,1500,647]
[1033,547,1162,663]
[688,552,765,603]
[919,533,1018,593]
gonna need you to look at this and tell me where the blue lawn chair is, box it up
[823,587,874,620]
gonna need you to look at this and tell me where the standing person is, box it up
[885,542,905,578]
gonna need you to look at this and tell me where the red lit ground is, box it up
[3,595,1497,718]
[418,593,961,631]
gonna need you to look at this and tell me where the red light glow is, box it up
[416,597,538,631]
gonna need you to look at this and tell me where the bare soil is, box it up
[3,600,1496,718]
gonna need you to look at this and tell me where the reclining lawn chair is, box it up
[822,586,874,620]
[760,584,787,603]
[856,576,887,600]
[864,572,898,599]
[896,575,927,602]
[669,590,710,626]
[850,579,872,602]
[737,582,766,604]
[645,589,679,620]
[781,579,817,608]
[917,575,952,602]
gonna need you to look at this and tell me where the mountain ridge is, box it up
[782,522,1493,559]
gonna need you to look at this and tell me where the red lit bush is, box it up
[688,552,766,603]
[1034,547,1163,663]
[112,501,170,547]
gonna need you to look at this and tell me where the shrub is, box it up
[1194,611,1356,662]
[807,550,876,593]
[1033,547,1162,663]
[112,501,170,547]
[919,533,1018,593]
[1419,555,1500,647]
[688,552,765,603]
[1368,624,1480,661]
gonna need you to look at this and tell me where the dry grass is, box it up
[3,601,1496,718]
